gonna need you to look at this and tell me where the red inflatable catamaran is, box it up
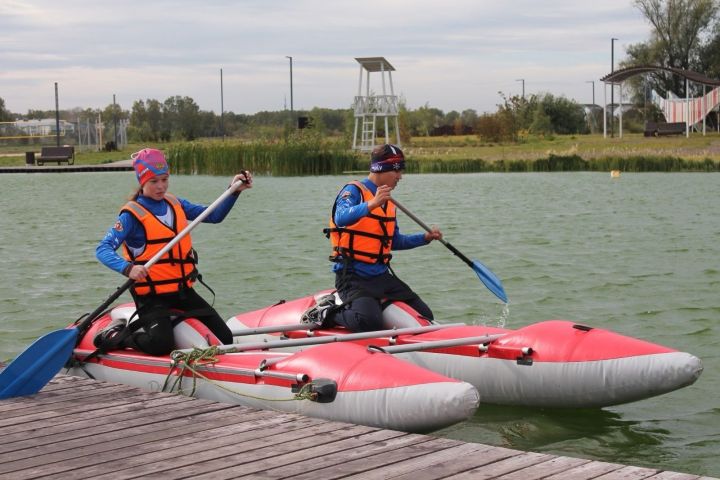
[227,290,704,409]
[65,304,480,433]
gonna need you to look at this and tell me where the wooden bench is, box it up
[36,146,75,166]
[644,122,686,137]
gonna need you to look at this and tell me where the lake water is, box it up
[0,171,718,476]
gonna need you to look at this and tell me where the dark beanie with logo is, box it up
[370,144,405,172]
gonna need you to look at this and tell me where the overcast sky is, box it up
[1,0,651,116]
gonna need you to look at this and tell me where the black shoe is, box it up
[93,317,128,348]
[301,294,336,327]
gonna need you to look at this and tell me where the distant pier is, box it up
[0,160,132,174]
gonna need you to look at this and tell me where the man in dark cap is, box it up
[313,144,442,331]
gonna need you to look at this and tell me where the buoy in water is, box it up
[610,170,621,178]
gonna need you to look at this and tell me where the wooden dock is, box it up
[0,160,133,174]
[0,375,715,480]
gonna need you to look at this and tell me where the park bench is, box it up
[644,122,686,137]
[36,146,75,166]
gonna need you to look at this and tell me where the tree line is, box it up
[1,92,591,145]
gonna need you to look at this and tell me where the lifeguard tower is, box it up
[352,57,401,151]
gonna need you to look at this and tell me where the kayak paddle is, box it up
[391,197,508,303]
[0,179,247,400]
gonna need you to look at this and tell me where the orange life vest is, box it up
[327,181,396,264]
[121,193,197,296]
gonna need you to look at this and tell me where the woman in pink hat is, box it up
[94,148,252,355]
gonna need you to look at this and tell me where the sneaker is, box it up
[301,294,336,327]
[93,317,128,348]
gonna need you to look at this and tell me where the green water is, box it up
[0,171,718,476]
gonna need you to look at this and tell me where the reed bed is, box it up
[164,137,720,176]
[408,154,719,173]
[167,137,364,176]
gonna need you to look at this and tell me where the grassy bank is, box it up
[2,133,720,172]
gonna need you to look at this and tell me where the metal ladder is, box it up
[360,116,376,150]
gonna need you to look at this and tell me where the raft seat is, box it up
[108,304,218,350]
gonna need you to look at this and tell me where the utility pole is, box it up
[220,68,225,140]
[611,38,618,138]
[113,94,118,149]
[586,80,595,105]
[286,56,294,113]
[516,78,525,99]
[586,80,596,133]
[54,82,60,147]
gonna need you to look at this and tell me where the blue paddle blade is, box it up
[0,327,79,399]
[471,260,508,303]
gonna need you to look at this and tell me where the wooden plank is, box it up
[543,460,627,479]
[3,411,314,478]
[0,387,153,428]
[0,384,156,418]
[96,420,356,480]
[288,436,464,479]
[0,387,191,430]
[145,422,388,480]
[0,398,234,454]
[0,391,207,438]
[28,415,336,479]
[362,443,523,480]
[2,406,274,463]
[491,455,592,480]
[644,473,702,480]
[444,452,556,479]
[593,465,662,479]
[219,431,428,480]
[0,381,126,412]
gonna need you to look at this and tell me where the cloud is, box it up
[0,0,651,115]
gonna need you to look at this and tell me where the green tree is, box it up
[625,0,718,97]
[101,102,128,146]
[476,112,513,142]
[162,96,201,140]
[0,97,14,121]
[405,104,444,136]
[698,22,720,79]
[529,105,553,135]
[538,94,588,134]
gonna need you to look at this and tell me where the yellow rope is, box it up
[164,346,316,402]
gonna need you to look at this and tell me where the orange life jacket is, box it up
[121,193,197,296]
[327,181,396,264]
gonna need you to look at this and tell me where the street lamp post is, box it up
[610,38,618,137]
[586,80,596,133]
[586,80,595,105]
[516,78,525,99]
[220,68,224,139]
[286,56,294,114]
[113,94,118,148]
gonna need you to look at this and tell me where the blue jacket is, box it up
[332,178,427,277]
[97,193,238,275]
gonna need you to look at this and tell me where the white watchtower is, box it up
[352,57,401,151]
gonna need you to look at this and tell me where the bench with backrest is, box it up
[36,146,75,166]
[644,122,686,137]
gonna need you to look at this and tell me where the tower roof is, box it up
[355,57,395,72]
